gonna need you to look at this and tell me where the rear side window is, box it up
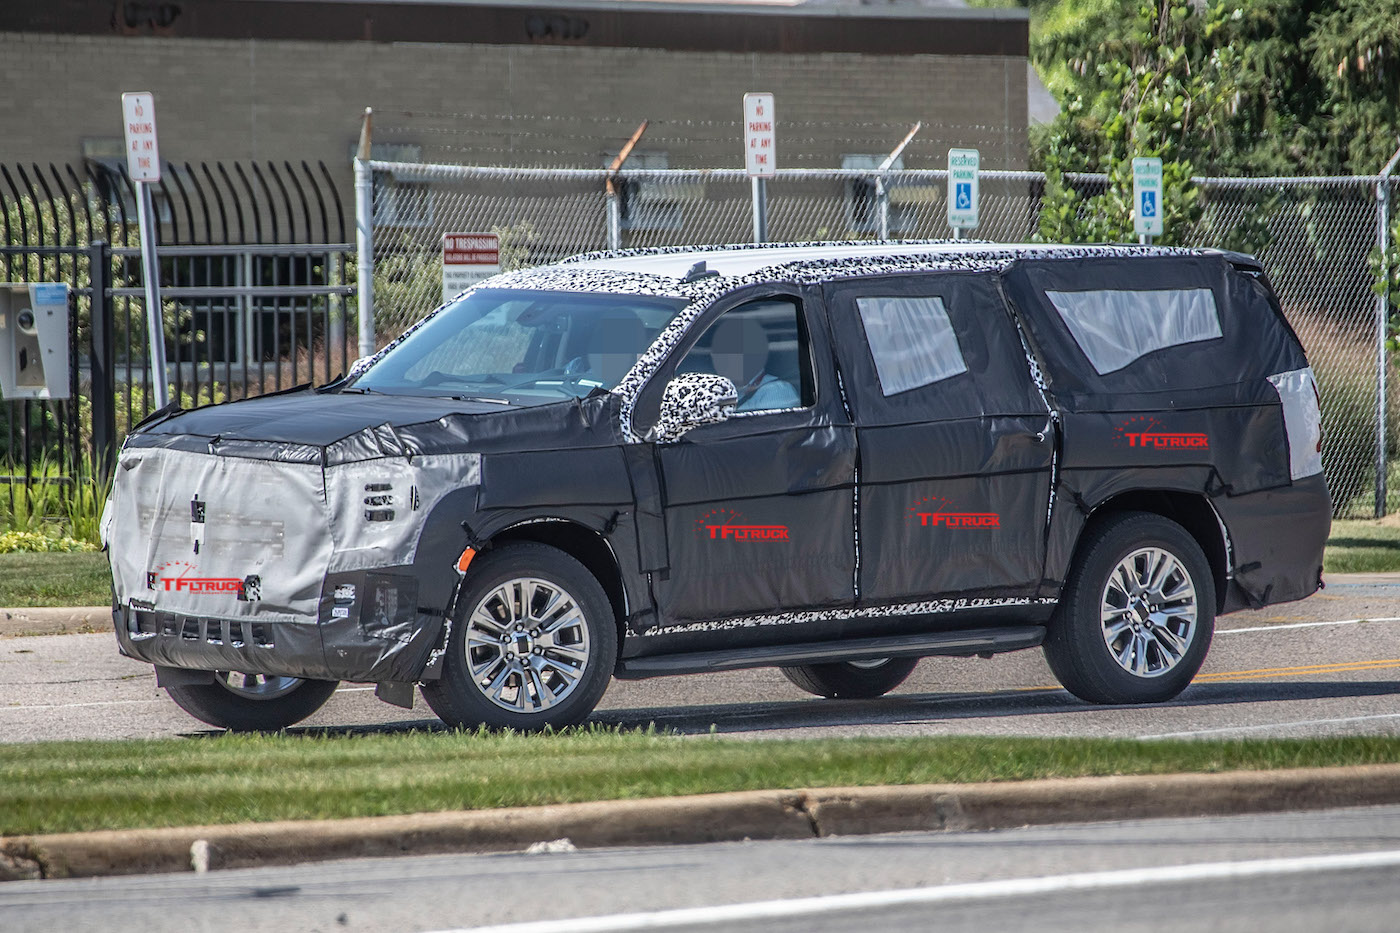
[855,295,967,396]
[1044,287,1222,375]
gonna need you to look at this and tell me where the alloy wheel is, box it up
[1099,546,1198,679]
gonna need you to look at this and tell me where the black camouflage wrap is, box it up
[107,243,1329,683]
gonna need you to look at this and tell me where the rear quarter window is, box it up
[1045,287,1223,375]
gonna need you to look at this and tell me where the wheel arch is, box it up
[488,519,630,642]
[1074,490,1230,613]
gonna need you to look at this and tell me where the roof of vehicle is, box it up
[558,241,1210,281]
[473,241,1234,304]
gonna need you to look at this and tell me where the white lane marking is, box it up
[1217,617,1400,635]
[0,685,375,714]
[1140,711,1400,740]
[0,699,161,711]
[426,849,1400,933]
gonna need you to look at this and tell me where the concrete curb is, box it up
[5,764,1400,881]
[0,607,111,638]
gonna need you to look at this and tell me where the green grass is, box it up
[4,730,1400,837]
[1325,519,1400,574]
[0,552,111,608]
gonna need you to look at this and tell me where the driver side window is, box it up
[677,298,814,413]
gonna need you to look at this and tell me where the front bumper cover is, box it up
[114,568,448,683]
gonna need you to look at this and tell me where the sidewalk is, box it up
[0,606,111,638]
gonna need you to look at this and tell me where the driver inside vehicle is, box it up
[580,309,649,386]
[707,315,801,412]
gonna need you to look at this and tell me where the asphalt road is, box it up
[4,805,1399,931]
[2,581,1400,743]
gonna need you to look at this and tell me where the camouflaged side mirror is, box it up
[649,372,739,443]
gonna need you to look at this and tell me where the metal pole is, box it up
[87,240,116,484]
[605,120,648,253]
[875,123,919,245]
[354,107,375,360]
[876,177,889,242]
[1375,143,1400,516]
[135,181,169,408]
[606,191,621,251]
[329,251,345,355]
[752,176,767,244]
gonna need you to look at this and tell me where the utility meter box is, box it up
[0,283,70,400]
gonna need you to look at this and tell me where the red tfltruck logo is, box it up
[908,497,1000,529]
[1115,416,1209,450]
[695,509,790,541]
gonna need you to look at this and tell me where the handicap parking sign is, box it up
[1132,157,1163,237]
[956,182,972,211]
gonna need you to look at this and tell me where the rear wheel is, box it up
[780,657,918,699]
[164,672,339,731]
[422,542,617,731]
[1043,511,1215,705]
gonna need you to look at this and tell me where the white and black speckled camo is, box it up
[643,596,1058,636]
[647,372,739,444]
[351,242,1208,446]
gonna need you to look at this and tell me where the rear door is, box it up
[822,272,1053,604]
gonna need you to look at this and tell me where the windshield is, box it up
[350,288,688,405]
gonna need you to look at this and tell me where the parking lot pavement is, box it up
[1,582,1398,744]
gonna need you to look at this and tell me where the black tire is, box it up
[422,542,618,731]
[780,657,919,699]
[1043,511,1215,705]
[164,674,339,731]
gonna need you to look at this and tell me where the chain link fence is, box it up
[367,161,1394,518]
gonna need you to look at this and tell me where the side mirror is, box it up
[648,373,739,443]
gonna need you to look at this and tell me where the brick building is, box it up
[1,0,1030,185]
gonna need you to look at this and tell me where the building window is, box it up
[366,144,433,229]
[611,152,694,232]
[841,154,916,236]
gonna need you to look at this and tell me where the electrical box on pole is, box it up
[0,283,70,400]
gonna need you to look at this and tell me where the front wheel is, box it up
[422,542,618,731]
[164,673,339,731]
[1043,511,1215,705]
[781,657,919,699]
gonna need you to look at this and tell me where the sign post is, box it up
[1132,157,1164,244]
[743,92,775,244]
[121,91,169,408]
[441,232,501,303]
[947,148,980,239]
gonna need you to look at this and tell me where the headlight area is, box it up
[110,445,481,694]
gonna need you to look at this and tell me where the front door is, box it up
[822,273,1054,605]
[633,286,857,625]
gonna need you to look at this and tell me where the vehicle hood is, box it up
[131,389,627,464]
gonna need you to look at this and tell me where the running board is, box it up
[614,625,1045,680]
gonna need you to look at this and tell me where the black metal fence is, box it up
[0,160,353,504]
